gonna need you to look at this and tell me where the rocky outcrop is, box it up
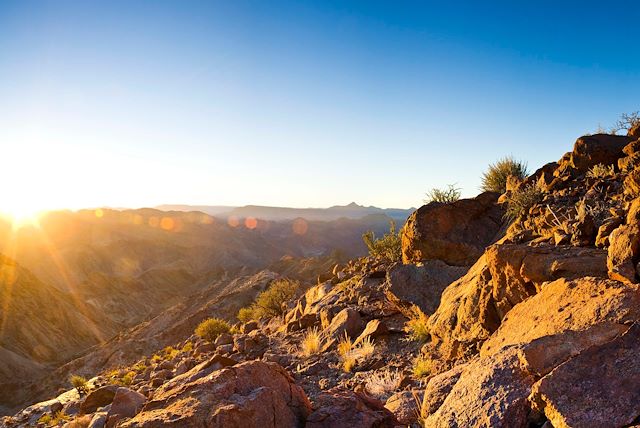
[401,192,504,266]
[423,347,534,428]
[555,133,632,176]
[306,388,398,428]
[426,243,608,360]
[530,323,640,427]
[122,360,311,427]
[384,261,467,316]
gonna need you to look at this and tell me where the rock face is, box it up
[607,223,640,284]
[306,388,398,428]
[122,361,311,427]
[384,261,467,316]
[423,348,534,428]
[530,323,640,428]
[426,243,608,360]
[401,192,504,266]
[106,387,146,427]
[80,385,118,415]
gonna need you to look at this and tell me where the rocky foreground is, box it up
[4,125,640,427]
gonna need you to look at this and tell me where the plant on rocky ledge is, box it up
[70,374,88,395]
[424,184,461,204]
[413,355,433,379]
[610,111,640,135]
[38,411,71,427]
[337,334,375,372]
[364,369,403,400]
[300,327,323,357]
[405,307,430,343]
[505,183,544,221]
[253,278,300,319]
[237,306,256,323]
[195,317,231,343]
[586,163,615,179]
[481,156,529,194]
[362,220,402,262]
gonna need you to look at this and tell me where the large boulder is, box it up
[80,385,118,414]
[530,323,640,428]
[607,223,640,284]
[423,347,534,428]
[481,277,640,375]
[384,261,467,316]
[426,243,608,361]
[555,134,632,176]
[306,388,398,428]
[325,308,363,341]
[121,361,311,427]
[401,192,504,266]
[106,388,146,427]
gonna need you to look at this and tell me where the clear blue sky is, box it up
[1,1,639,212]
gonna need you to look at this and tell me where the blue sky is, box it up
[1,1,639,211]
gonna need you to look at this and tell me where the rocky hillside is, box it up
[4,125,640,427]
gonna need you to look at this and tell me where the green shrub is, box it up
[424,184,461,204]
[481,156,529,193]
[405,308,430,343]
[413,355,433,378]
[252,279,299,318]
[70,374,88,395]
[195,318,231,343]
[362,221,402,262]
[505,183,543,221]
[237,306,256,323]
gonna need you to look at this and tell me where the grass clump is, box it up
[364,369,403,400]
[424,184,461,204]
[481,156,529,194]
[362,220,402,262]
[413,355,433,379]
[337,334,376,372]
[586,163,615,179]
[405,308,430,343]
[38,411,71,427]
[300,327,324,357]
[70,374,88,395]
[505,183,544,221]
[195,318,231,343]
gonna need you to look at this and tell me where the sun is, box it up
[1,203,43,228]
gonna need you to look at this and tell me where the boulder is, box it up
[618,151,640,172]
[306,388,398,428]
[530,323,640,428]
[384,261,467,317]
[88,412,108,428]
[214,333,233,346]
[481,277,640,375]
[423,347,534,428]
[624,168,640,197]
[385,391,419,426]
[325,308,363,341]
[354,319,387,345]
[106,387,146,427]
[555,134,631,176]
[401,192,504,266]
[121,361,311,428]
[426,243,608,361]
[607,224,640,283]
[80,385,118,414]
[420,364,466,417]
[629,123,640,139]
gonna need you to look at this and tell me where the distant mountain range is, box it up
[155,202,415,222]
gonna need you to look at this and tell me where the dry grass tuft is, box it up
[413,355,433,379]
[364,369,403,399]
[300,328,323,357]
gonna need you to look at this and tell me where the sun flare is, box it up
[1,203,43,228]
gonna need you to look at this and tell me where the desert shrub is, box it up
[181,341,193,353]
[252,278,300,319]
[300,328,323,357]
[121,371,135,386]
[413,355,433,379]
[195,318,231,343]
[481,156,529,193]
[586,163,615,179]
[405,308,430,343]
[70,374,88,395]
[611,111,640,134]
[38,411,71,427]
[364,369,403,400]
[151,354,162,363]
[505,183,543,221]
[362,221,402,262]
[237,306,256,323]
[424,184,461,204]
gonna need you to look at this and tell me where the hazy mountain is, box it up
[156,202,414,222]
